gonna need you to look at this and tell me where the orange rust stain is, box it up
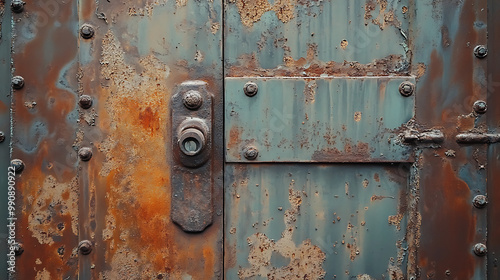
[373,173,380,182]
[138,106,161,134]
[203,246,215,276]
[228,126,241,149]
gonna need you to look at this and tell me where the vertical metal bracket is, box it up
[171,81,213,232]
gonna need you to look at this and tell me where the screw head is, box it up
[473,243,487,256]
[11,0,25,13]
[78,95,93,109]
[399,81,415,97]
[182,90,203,110]
[13,243,24,256]
[474,45,488,58]
[12,76,25,90]
[243,146,259,160]
[473,100,487,114]
[10,159,24,173]
[78,240,92,255]
[78,147,93,161]
[244,82,258,97]
[80,24,95,39]
[473,195,487,208]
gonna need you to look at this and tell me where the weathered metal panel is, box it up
[225,77,415,163]
[0,2,11,279]
[411,0,489,279]
[75,0,223,279]
[225,164,410,279]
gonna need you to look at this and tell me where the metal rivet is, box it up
[399,81,414,97]
[78,147,93,161]
[182,90,203,110]
[244,82,258,97]
[10,159,24,173]
[78,95,93,109]
[473,243,487,256]
[445,270,451,276]
[78,240,92,255]
[474,45,488,58]
[473,100,487,114]
[0,131,5,143]
[11,0,25,13]
[473,195,487,208]
[80,24,95,39]
[13,243,24,256]
[243,146,259,160]
[12,76,25,90]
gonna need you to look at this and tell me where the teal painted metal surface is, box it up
[225,164,409,279]
[225,77,415,163]
[0,3,11,279]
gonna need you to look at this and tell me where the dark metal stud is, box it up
[473,195,487,208]
[244,82,258,97]
[13,243,24,256]
[182,90,203,110]
[0,131,5,143]
[474,45,488,59]
[80,24,95,39]
[243,146,259,160]
[12,76,25,90]
[473,100,487,114]
[78,240,92,255]
[399,81,415,97]
[78,147,93,161]
[473,243,487,256]
[78,95,93,109]
[10,159,24,173]
[11,0,25,13]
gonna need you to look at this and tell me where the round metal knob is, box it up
[78,240,92,255]
[399,81,415,97]
[179,128,205,156]
[473,243,487,256]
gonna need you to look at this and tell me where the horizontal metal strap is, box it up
[456,133,500,144]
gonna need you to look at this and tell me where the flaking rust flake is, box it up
[239,181,326,279]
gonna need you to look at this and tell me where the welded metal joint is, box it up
[78,240,92,255]
[11,0,25,13]
[473,195,487,208]
[473,243,487,256]
[473,100,487,114]
[243,146,259,160]
[78,95,93,109]
[399,81,415,97]
[244,82,258,97]
[10,159,25,173]
[474,45,488,59]
[456,133,500,144]
[171,81,214,232]
[12,76,25,89]
[403,129,444,144]
[80,24,95,39]
[78,147,93,161]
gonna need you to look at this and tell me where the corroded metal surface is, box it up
[225,77,415,163]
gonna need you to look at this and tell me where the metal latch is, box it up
[171,81,213,232]
[456,133,500,144]
[403,129,445,144]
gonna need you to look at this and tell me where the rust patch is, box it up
[340,39,348,50]
[239,182,326,279]
[303,79,317,103]
[354,111,362,122]
[364,0,401,29]
[312,141,372,162]
[388,213,404,230]
[273,0,296,23]
[233,0,273,27]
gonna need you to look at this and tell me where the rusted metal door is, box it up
[1,0,499,279]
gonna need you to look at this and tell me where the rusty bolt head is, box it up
[244,82,258,97]
[78,240,92,255]
[473,195,487,208]
[10,159,24,173]
[473,100,487,114]
[11,0,25,13]
[0,131,5,143]
[399,81,415,97]
[12,76,25,90]
[78,147,93,161]
[473,243,487,256]
[80,24,95,39]
[474,45,488,58]
[243,146,259,160]
[79,95,93,109]
[182,90,203,110]
[13,243,24,256]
